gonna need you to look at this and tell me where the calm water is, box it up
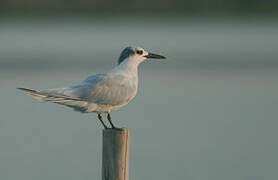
[0,18,278,180]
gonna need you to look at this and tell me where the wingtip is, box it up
[17,87,36,93]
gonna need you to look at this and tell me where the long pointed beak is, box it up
[144,52,167,59]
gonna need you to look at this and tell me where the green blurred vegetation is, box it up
[0,0,277,16]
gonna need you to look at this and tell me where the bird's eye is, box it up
[136,50,143,55]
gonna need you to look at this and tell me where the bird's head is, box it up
[118,46,167,65]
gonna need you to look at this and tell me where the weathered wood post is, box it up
[102,128,130,180]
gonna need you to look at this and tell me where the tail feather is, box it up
[17,87,48,100]
[17,87,82,101]
[17,87,37,94]
[17,87,89,112]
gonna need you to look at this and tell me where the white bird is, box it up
[18,46,167,129]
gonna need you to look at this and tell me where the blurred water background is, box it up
[1,1,278,179]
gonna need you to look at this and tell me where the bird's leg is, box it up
[107,113,116,129]
[97,114,107,129]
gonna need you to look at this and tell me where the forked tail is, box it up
[17,87,89,112]
[17,87,49,101]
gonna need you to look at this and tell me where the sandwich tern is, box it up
[18,46,166,129]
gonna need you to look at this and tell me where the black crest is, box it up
[118,47,135,64]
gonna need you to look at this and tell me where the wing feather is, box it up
[80,72,137,106]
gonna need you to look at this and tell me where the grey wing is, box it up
[40,72,136,106]
[64,73,106,99]
[18,85,91,112]
[20,74,105,112]
[19,73,136,112]
[39,73,106,100]
[80,72,137,106]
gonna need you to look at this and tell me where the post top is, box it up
[103,128,129,134]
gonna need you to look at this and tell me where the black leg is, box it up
[107,113,116,129]
[98,114,107,129]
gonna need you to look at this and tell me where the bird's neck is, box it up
[113,58,139,88]
[114,58,140,73]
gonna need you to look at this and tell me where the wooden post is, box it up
[102,128,130,180]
